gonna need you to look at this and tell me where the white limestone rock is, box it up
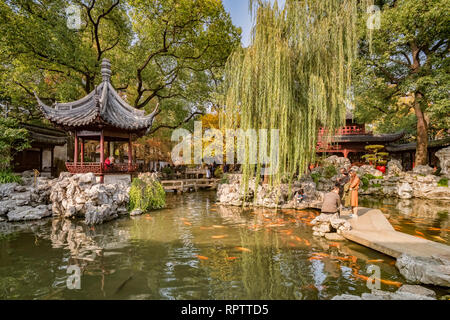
[7,205,51,221]
[396,284,436,298]
[130,209,144,216]
[49,172,130,225]
[396,254,450,287]
[397,182,413,199]
[436,146,450,176]
[413,165,434,175]
[386,159,403,176]
[357,165,383,177]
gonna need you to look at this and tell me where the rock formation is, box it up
[50,173,130,225]
[332,285,437,300]
[395,253,450,287]
[436,146,450,176]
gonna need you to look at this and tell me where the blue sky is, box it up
[222,0,285,47]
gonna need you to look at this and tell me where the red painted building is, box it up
[317,113,404,163]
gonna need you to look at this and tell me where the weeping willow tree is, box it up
[220,0,373,195]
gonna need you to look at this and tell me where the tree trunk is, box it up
[413,92,428,166]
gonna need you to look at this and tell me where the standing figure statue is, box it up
[348,170,360,219]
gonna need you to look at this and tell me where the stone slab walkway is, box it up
[341,207,450,260]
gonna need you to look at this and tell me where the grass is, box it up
[438,178,448,187]
[0,170,22,184]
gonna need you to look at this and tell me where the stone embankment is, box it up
[332,284,438,300]
[313,152,450,200]
[0,172,130,225]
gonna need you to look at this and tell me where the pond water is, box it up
[0,191,449,300]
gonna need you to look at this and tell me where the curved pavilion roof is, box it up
[332,131,405,143]
[35,59,158,134]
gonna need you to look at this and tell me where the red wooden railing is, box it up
[65,162,138,174]
[318,125,366,137]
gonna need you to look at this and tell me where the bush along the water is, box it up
[0,170,22,184]
[360,173,384,191]
[311,172,321,187]
[214,166,223,178]
[323,165,337,179]
[438,178,449,187]
[129,178,165,212]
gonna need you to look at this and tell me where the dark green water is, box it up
[0,191,448,300]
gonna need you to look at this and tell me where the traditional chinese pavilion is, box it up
[317,112,404,163]
[35,58,158,182]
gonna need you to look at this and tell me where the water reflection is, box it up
[0,192,448,299]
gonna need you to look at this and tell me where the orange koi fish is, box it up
[212,225,226,229]
[331,256,350,262]
[211,235,227,239]
[196,255,209,260]
[304,239,311,246]
[235,246,252,252]
[379,278,402,287]
[329,242,340,248]
[226,257,237,261]
[415,230,425,236]
[294,236,303,242]
[200,226,213,230]
[367,259,384,263]
[308,257,322,261]
[432,235,446,242]
[428,227,441,231]
[312,252,330,258]
[184,221,192,226]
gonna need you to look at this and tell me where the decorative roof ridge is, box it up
[35,58,160,132]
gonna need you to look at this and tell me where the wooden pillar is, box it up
[128,134,133,169]
[74,131,78,165]
[343,149,349,158]
[107,141,111,157]
[39,147,43,171]
[51,147,54,177]
[100,130,104,183]
[80,139,84,164]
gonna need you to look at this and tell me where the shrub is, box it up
[162,166,172,175]
[311,172,321,186]
[220,173,229,184]
[361,176,369,191]
[214,166,223,178]
[0,170,22,184]
[364,173,383,180]
[323,165,337,179]
[129,178,165,212]
[0,118,31,171]
[438,178,448,187]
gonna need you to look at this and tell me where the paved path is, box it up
[341,207,450,259]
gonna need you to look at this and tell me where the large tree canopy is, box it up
[354,0,450,165]
[0,0,240,135]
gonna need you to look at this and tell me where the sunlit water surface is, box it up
[1,191,449,299]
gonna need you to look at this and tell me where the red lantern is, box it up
[376,165,386,174]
